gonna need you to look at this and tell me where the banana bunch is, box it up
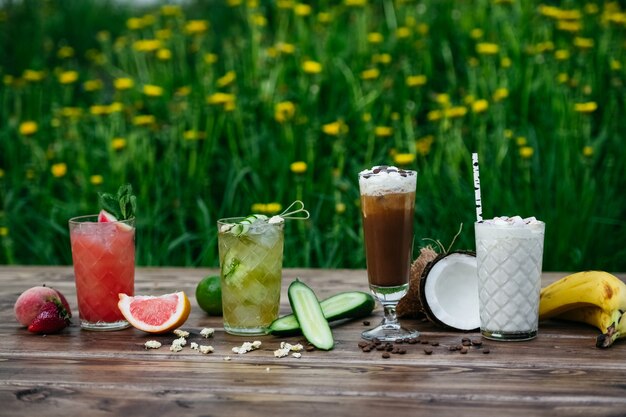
[539,271,626,348]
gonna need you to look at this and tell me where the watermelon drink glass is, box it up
[217,216,284,335]
[69,215,135,330]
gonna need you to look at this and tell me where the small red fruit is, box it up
[27,301,71,334]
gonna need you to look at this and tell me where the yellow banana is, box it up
[539,271,626,348]
[539,271,626,318]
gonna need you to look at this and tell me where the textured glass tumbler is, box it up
[217,218,284,336]
[69,215,135,331]
[475,221,545,341]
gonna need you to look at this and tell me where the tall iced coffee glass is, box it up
[475,216,545,341]
[359,166,418,341]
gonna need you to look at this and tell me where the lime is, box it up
[195,275,222,316]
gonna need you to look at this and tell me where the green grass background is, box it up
[1,0,624,271]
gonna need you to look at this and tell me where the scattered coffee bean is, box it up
[462,337,471,343]
[358,341,369,349]
[462,340,472,347]
[420,340,429,345]
[385,344,394,352]
[482,348,490,354]
[456,344,464,350]
[372,338,381,345]
[305,345,316,352]
[424,348,433,355]
[398,348,407,354]
[407,338,418,345]
[449,345,458,352]
[375,345,385,351]
[471,339,483,347]
[460,347,469,354]
[363,346,372,352]
[362,320,370,326]
[382,352,390,359]
[430,342,439,347]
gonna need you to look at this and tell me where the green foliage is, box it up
[0,0,625,271]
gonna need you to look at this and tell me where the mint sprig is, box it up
[98,184,137,220]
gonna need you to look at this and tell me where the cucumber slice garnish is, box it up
[287,279,334,350]
[221,249,251,289]
[269,291,375,336]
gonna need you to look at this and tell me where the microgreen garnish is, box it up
[98,184,137,220]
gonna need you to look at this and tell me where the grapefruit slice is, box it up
[118,291,191,333]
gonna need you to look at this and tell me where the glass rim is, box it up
[474,219,545,227]
[358,168,417,178]
[69,214,135,225]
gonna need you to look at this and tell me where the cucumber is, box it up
[269,291,375,336]
[287,280,334,350]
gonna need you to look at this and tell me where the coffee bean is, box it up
[362,320,370,326]
[408,338,418,345]
[382,352,390,359]
[460,347,469,354]
[375,345,385,351]
[424,348,433,355]
[420,340,429,345]
[372,338,381,345]
[483,348,490,354]
[363,346,372,352]
[471,339,483,347]
[462,337,471,343]
[430,342,439,346]
[462,340,471,347]
[305,345,315,352]
[398,348,407,354]
[448,346,458,351]
[358,341,369,349]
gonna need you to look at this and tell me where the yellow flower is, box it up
[472,99,489,113]
[294,3,312,16]
[60,107,83,118]
[501,57,512,68]
[536,41,555,53]
[464,94,476,105]
[476,42,499,55]
[360,68,380,80]
[445,106,468,118]
[207,92,236,105]
[132,115,156,126]
[51,163,67,178]
[557,73,569,84]
[183,130,205,141]
[157,48,172,60]
[228,0,242,6]
[204,53,219,64]
[111,138,127,150]
[90,105,109,116]
[185,20,209,34]
[322,120,348,136]
[84,79,103,92]
[393,153,415,165]
[23,69,45,82]
[504,129,513,139]
[574,102,597,113]
[318,12,332,23]
[275,101,296,123]
[519,146,534,159]
[265,202,282,214]
[372,53,392,65]
[252,14,267,27]
[470,28,484,39]
[345,0,367,6]
[582,146,593,157]
[396,27,411,39]
[290,161,307,174]
[114,77,134,90]
[133,39,161,52]
[335,202,346,214]
[391,112,400,121]
[516,136,528,146]
[302,60,323,74]
[161,5,182,16]
[0,168,5,178]
[58,70,79,85]
[427,110,443,121]
[362,113,372,122]
[0,226,8,237]
[611,59,622,71]
[493,87,509,102]
[176,86,191,97]
[19,121,38,136]
[555,49,570,60]
[251,203,267,213]
[557,20,581,32]
[57,46,75,59]
[416,135,434,156]
[126,17,143,30]
[417,23,429,35]
[90,175,104,185]
[276,42,296,54]
[374,126,393,137]
[156,29,172,40]
[108,102,124,113]
[435,93,450,106]
[217,71,237,88]
[406,74,427,87]
[143,84,164,97]
[367,32,384,44]
[573,37,594,49]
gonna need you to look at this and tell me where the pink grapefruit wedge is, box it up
[118,291,191,333]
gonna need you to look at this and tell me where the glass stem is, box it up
[382,304,399,326]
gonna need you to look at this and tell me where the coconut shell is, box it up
[396,245,439,318]
[418,250,477,329]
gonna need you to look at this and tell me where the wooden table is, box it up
[1,267,626,417]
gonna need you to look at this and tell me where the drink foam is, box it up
[358,166,416,196]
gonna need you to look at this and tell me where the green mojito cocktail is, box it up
[217,215,285,335]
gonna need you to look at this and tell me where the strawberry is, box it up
[27,300,71,334]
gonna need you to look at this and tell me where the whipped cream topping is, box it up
[358,165,416,196]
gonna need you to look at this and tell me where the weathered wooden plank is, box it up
[2,267,626,417]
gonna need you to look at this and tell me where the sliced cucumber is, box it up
[269,291,375,336]
[287,280,334,350]
[220,248,251,288]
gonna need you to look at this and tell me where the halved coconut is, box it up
[419,251,479,331]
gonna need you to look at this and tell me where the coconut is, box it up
[419,251,479,331]
[397,245,439,318]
